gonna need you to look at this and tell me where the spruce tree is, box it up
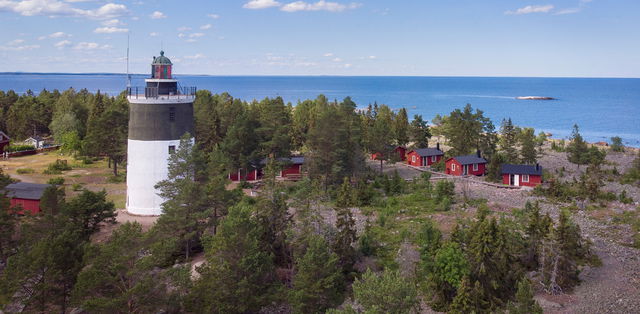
[567,124,589,166]
[352,269,419,313]
[508,277,543,314]
[519,127,538,164]
[499,118,518,162]
[334,189,357,274]
[289,234,344,314]
[394,107,410,146]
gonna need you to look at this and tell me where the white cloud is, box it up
[343,63,352,68]
[554,8,581,15]
[368,55,376,59]
[150,10,166,19]
[94,26,128,33]
[149,32,159,37]
[323,52,333,57]
[54,39,71,48]
[177,26,191,31]
[281,1,361,12]
[8,39,25,45]
[178,33,186,38]
[332,57,342,62]
[505,5,554,15]
[49,31,69,38]
[207,13,219,19]
[184,53,205,60]
[243,0,281,9]
[189,33,204,38]
[0,40,39,51]
[0,0,128,19]
[73,42,109,50]
[200,23,212,30]
[185,39,197,43]
[101,19,123,27]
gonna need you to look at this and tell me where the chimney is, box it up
[536,163,540,171]
[476,149,481,158]
[436,142,440,151]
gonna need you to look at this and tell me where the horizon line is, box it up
[0,71,638,80]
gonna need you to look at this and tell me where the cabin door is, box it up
[513,174,520,186]
[463,165,468,175]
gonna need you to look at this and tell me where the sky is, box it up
[0,0,638,77]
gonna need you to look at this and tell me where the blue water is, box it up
[1,73,639,146]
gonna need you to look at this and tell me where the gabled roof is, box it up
[448,155,487,165]
[261,156,305,165]
[3,182,51,200]
[410,148,444,157]
[26,136,43,141]
[501,164,543,176]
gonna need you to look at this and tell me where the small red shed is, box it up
[501,164,543,187]
[371,146,407,161]
[3,182,50,215]
[277,156,305,180]
[445,154,487,176]
[0,131,10,153]
[228,167,262,182]
[406,145,444,167]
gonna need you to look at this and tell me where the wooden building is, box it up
[445,153,487,176]
[501,164,543,187]
[3,182,50,215]
[406,144,444,167]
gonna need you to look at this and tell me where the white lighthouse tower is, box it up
[126,51,196,216]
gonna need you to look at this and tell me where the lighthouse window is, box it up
[169,107,176,121]
[168,145,176,154]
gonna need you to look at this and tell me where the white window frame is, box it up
[451,164,456,171]
[412,155,416,163]
[473,163,478,171]
[522,174,529,182]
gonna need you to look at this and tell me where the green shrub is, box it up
[16,168,34,174]
[5,144,35,152]
[72,183,83,191]
[434,180,455,203]
[47,177,65,185]
[431,159,445,172]
[619,190,633,204]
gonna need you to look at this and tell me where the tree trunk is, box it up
[379,159,383,174]
[113,160,118,176]
[108,157,111,168]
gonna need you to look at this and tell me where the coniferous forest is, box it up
[1,88,636,313]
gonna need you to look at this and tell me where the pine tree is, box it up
[499,118,519,163]
[336,177,354,208]
[334,190,357,274]
[0,170,16,267]
[507,277,543,314]
[441,104,497,157]
[289,234,344,314]
[567,124,589,166]
[352,269,419,313]
[152,134,208,262]
[188,204,277,313]
[410,114,431,147]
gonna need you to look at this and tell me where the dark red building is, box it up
[3,182,50,215]
[406,145,444,167]
[228,156,305,182]
[501,164,543,187]
[445,154,487,176]
[371,146,407,161]
[0,131,10,153]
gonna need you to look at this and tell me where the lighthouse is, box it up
[126,51,196,216]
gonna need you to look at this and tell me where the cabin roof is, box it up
[410,148,444,157]
[501,164,543,176]
[3,182,51,200]
[449,155,487,165]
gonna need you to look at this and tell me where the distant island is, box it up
[516,96,555,100]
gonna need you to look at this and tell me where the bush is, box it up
[431,159,445,172]
[610,136,624,152]
[434,180,455,203]
[5,144,35,152]
[72,183,84,191]
[16,168,34,174]
[619,190,633,204]
[47,177,65,185]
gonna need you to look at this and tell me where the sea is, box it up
[1,73,639,147]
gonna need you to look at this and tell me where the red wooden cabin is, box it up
[406,144,444,167]
[3,182,50,215]
[371,146,407,161]
[445,153,487,176]
[501,164,543,187]
[228,156,305,182]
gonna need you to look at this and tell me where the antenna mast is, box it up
[126,33,131,88]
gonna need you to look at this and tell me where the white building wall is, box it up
[126,138,181,216]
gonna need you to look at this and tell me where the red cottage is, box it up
[406,147,444,167]
[445,154,487,176]
[0,131,10,153]
[3,182,50,215]
[277,156,305,180]
[228,167,262,182]
[371,146,407,161]
[501,164,543,187]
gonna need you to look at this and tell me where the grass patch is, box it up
[16,168,34,174]
[611,210,640,248]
